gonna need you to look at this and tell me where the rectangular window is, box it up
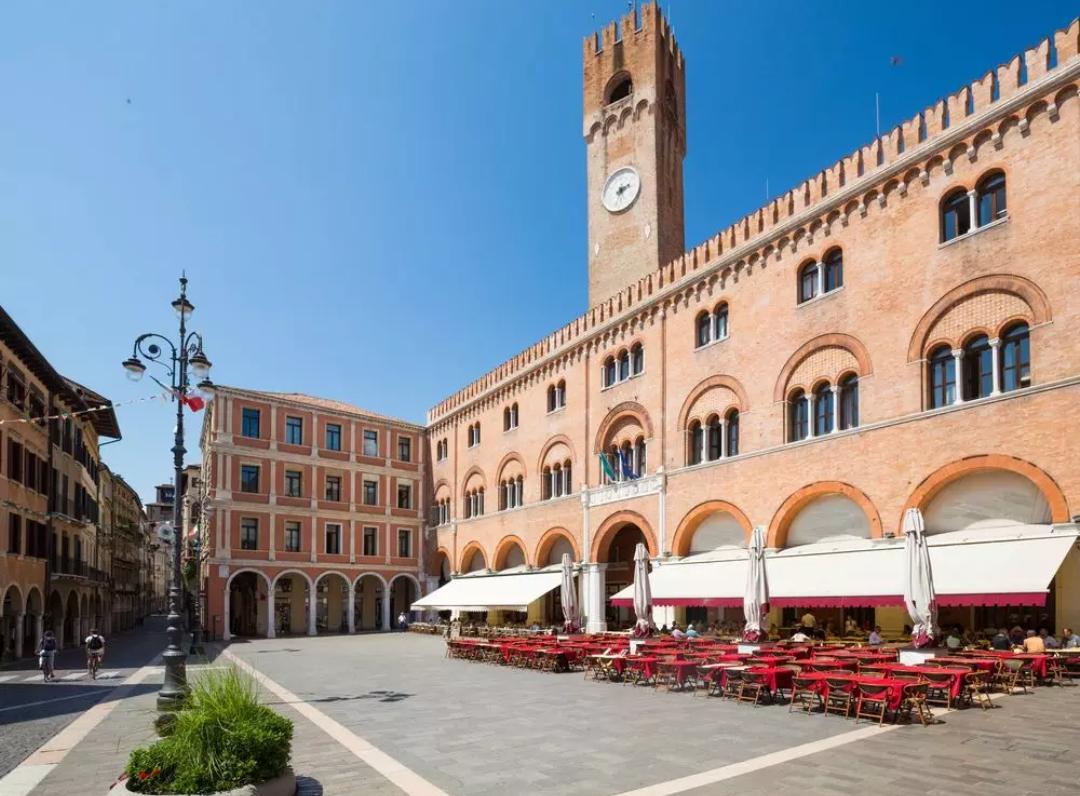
[363,479,378,506]
[397,529,411,558]
[284,521,301,552]
[363,430,378,457]
[398,436,411,462]
[325,423,342,451]
[8,514,21,554]
[325,475,341,502]
[362,526,378,556]
[241,407,261,438]
[240,518,258,550]
[240,465,260,493]
[284,469,302,497]
[325,523,341,555]
[285,416,303,445]
[8,440,23,483]
[397,483,411,509]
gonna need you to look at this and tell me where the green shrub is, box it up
[125,667,292,794]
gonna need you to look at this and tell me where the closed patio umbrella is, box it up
[903,507,937,648]
[632,542,653,637]
[560,553,579,633]
[742,525,769,642]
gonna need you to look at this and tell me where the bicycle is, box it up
[87,651,103,680]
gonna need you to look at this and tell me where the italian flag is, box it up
[598,453,617,482]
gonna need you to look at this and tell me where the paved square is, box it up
[221,633,1080,795]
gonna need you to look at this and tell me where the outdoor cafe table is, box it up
[931,655,997,673]
[748,655,794,666]
[799,672,909,712]
[745,665,795,696]
[662,660,700,689]
[959,651,1050,678]
[870,663,970,699]
[802,658,859,672]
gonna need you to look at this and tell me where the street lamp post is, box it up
[122,275,213,709]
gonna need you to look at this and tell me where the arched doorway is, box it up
[272,572,311,636]
[25,587,42,657]
[459,545,487,573]
[536,530,579,627]
[353,574,387,631]
[47,590,64,648]
[595,517,655,629]
[227,571,270,639]
[315,573,351,634]
[389,575,420,629]
[671,503,752,629]
[1,586,23,659]
[922,468,1058,635]
[65,592,80,648]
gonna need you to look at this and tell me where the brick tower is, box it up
[583,2,686,306]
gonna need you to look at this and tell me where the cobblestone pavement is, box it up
[0,618,168,779]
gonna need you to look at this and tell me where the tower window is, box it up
[606,73,633,104]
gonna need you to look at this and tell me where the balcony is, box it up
[583,472,664,509]
[51,559,109,582]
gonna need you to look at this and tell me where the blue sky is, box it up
[0,1,1069,502]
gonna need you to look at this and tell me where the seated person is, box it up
[685,623,700,639]
[990,627,1011,650]
[1061,627,1080,649]
[659,624,670,635]
[790,629,812,643]
[1022,629,1046,653]
[844,616,859,635]
[867,626,883,645]
[945,626,964,651]
[1039,628,1059,649]
[1009,626,1027,645]
[671,622,686,640]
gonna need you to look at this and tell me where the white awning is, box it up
[611,526,1078,608]
[411,567,564,612]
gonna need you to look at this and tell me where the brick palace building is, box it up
[207,4,1080,640]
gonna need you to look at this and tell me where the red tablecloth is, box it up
[746,666,795,694]
[932,656,997,672]
[803,658,859,671]
[748,655,793,666]
[800,673,908,711]
[665,660,699,686]
[873,664,969,698]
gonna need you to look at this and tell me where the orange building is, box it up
[420,5,1080,637]
[201,387,427,640]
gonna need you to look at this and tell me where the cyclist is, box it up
[37,630,58,682]
[85,628,106,679]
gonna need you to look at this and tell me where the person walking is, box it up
[37,630,58,682]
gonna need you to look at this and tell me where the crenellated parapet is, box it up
[427,15,1080,428]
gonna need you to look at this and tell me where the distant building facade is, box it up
[200,387,427,640]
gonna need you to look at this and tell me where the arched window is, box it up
[822,249,843,292]
[788,389,809,442]
[563,461,573,495]
[976,171,1006,226]
[503,407,511,431]
[838,373,859,430]
[631,343,644,375]
[606,73,633,104]
[542,467,552,500]
[941,188,971,242]
[547,385,556,412]
[962,334,993,400]
[706,414,722,461]
[467,425,475,447]
[548,380,566,412]
[688,420,703,465]
[813,383,834,436]
[617,350,630,382]
[634,437,647,475]
[603,357,616,388]
[928,345,956,408]
[1000,322,1030,392]
[714,303,729,340]
[695,311,711,348]
[725,408,739,456]
[798,261,818,303]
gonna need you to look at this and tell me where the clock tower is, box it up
[584,2,686,306]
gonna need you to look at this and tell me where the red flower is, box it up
[151,769,161,777]
[138,771,149,781]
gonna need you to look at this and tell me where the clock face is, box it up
[602,166,641,213]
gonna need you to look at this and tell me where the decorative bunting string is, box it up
[0,391,184,426]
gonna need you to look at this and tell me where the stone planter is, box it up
[115,768,296,796]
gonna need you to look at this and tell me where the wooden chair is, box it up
[998,658,1031,694]
[1046,656,1073,687]
[853,682,893,725]
[898,683,933,726]
[962,671,994,710]
[738,671,769,706]
[789,675,822,714]
[721,668,745,700]
[823,677,855,719]
[922,670,957,709]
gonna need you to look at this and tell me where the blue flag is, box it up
[618,449,638,480]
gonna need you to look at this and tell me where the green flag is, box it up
[598,453,617,482]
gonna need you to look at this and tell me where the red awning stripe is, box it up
[614,593,1050,609]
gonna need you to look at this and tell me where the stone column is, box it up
[989,338,1002,396]
[829,385,839,433]
[584,564,606,634]
[952,349,965,404]
[307,590,317,636]
[34,614,43,655]
[380,591,391,633]
[14,614,24,658]
[222,591,231,642]
[815,262,824,297]
[346,582,356,634]
[967,189,978,231]
[808,393,818,437]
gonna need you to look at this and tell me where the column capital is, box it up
[951,348,964,359]
[989,337,1001,348]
